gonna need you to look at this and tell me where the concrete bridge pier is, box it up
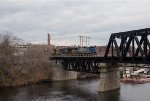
[98,67,120,92]
[51,61,78,81]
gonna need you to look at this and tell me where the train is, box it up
[53,46,97,56]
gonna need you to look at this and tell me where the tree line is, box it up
[0,33,52,86]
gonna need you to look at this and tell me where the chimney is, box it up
[48,33,50,46]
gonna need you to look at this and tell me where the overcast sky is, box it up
[0,0,150,46]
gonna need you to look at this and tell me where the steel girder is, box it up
[62,59,100,73]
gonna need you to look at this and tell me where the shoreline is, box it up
[120,78,150,84]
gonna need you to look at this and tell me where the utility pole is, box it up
[87,37,91,47]
[78,36,91,47]
[82,36,83,47]
[78,36,82,47]
[86,36,88,47]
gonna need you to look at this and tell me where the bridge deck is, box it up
[50,55,150,64]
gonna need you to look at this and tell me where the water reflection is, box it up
[98,90,120,101]
[0,79,149,101]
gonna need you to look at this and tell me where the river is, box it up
[0,78,150,101]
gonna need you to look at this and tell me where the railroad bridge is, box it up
[50,28,150,92]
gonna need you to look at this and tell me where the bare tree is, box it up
[0,33,21,74]
[0,33,52,86]
[22,45,52,81]
[0,33,22,85]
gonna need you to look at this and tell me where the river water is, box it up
[0,78,150,101]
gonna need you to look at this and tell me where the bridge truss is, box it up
[51,28,150,73]
[105,28,150,64]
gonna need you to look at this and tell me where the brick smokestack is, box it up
[48,33,50,46]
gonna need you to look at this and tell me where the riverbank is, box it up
[0,62,52,87]
[0,67,99,87]
[121,78,150,84]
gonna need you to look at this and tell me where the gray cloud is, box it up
[0,0,150,46]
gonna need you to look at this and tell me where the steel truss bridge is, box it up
[50,28,150,73]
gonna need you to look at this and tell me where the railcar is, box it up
[53,46,97,56]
